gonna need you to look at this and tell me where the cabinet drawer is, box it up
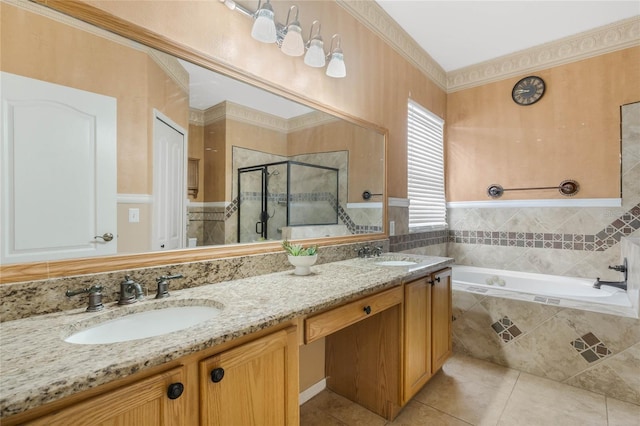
[305,286,402,344]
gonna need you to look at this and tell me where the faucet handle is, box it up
[65,285,104,312]
[155,274,184,299]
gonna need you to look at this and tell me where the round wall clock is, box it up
[511,76,545,106]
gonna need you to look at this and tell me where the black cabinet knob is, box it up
[167,382,184,400]
[211,367,225,383]
[363,305,372,315]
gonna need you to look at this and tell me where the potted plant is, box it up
[282,240,318,276]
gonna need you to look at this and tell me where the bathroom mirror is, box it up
[0,0,385,275]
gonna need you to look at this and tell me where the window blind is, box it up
[407,100,446,229]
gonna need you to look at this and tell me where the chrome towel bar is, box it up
[487,179,579,198]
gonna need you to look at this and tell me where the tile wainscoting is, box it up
[452,288,640,405]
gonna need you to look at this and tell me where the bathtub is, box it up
[452,265,635,317]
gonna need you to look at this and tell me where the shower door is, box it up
[238,166,268,243]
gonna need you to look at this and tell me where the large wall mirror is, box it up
[0,0,386,277]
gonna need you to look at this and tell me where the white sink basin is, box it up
[65,306,221,345]
[375,260,418,266]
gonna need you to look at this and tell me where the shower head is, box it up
[268,169,280,177]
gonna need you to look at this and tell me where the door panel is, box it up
[1,72,117,263]
[152,113,185,251]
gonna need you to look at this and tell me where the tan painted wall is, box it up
[80,0,448,199]
[1,3,189,253]
[447,47,640,201]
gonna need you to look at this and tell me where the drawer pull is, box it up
[210,367,225,383]
[167,382,184,400]
[363,305,372,315]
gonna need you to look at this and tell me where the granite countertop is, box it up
[0,254,453,419]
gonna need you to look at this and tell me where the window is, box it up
[407,99,446,229]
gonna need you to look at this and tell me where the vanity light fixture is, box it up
[325,34,346,78]
[280,6,304,56]
[251,0,277,43]
[304,21,325,68]
[219,0,346,77]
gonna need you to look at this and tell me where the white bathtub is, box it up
[452,265,635,316]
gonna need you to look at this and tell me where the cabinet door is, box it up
[431,268,452,373]
[26,367,186,426]
[403,276,432,403]
[200,327,299,426]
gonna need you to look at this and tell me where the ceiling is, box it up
[375,1,640,72]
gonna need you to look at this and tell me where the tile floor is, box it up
[300,353,640,426]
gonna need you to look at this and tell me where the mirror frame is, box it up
[0,0,388,284]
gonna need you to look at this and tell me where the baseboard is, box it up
[299,378,326,406]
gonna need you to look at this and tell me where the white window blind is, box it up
[407,100,446,229]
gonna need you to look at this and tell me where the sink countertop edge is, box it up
[0,255,453,419]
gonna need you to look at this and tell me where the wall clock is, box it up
[512,76,545,106]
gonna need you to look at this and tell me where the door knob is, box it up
[94,232,114,242]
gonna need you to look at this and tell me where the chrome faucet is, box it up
[593,278,627,291]
[66,285,104,312]
[608,258,628,282]
[118,275,145,305]
[593,258,628,291]
[155,274,184,299]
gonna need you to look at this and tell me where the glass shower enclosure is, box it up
[237,161,339,243]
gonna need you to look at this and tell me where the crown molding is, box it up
[147,49,189,94]
[190,102,339,133]
[336,0,447,91]
[447,16,640,92]
[337,1,639,93]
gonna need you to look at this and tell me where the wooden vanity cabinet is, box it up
[24,367,187,426]
[403,267,452,403]
[199,327,299,426]
[8,326,298,426]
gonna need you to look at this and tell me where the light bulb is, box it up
[326,51,346,78]
[251,3,276,43]
[281,24,304,57]
[304,38,325,68]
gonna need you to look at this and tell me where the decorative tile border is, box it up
[491,316,523,343]
[390,202,640,252]
[571,332,612,363]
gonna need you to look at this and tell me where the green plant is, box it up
[282,240,318,256]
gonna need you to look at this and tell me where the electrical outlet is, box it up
[128,208,140,223]
[389,220,395,236]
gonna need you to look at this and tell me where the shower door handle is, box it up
[255,221,263,235]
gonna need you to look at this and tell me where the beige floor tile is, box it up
[389,400,472,426]
[498,372,607,426]
[606,397,640,426]
[413,355,518,425]
[300,389,387,426]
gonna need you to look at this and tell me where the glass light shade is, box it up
[251,7,277,43]
[304,38,326,68]
[281,24,304,57]
[326,51,346,78]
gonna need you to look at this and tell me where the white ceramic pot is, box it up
[287,254,318,276]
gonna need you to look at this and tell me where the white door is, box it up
[152,112,185,251]
[0,72,117,264]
